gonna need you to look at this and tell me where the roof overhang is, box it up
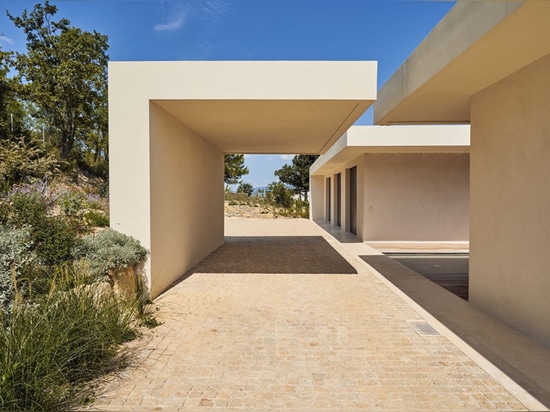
[374,1,550,125]
[311,125,470,176]
[109,61,377,154]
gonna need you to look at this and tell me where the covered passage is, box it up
[109,61,377,297]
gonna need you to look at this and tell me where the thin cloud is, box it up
[0,35,14,45]
[154,9,186,32]
[280,154,295,160]
[154,0,228,34]
[201,0,229,20]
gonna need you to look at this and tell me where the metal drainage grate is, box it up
[406,320,440,336]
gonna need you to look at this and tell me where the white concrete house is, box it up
[110,1,550,349]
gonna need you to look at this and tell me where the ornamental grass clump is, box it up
[0,264,136,411]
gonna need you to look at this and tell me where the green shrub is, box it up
[293,199,310,218]
[73,229,149,282]
[2,189,81,267]
[84,210,109,227]
[237,182,253,196]
[84,192,105,211]
[267,181,293,208]
[224,191,249,204]
[0,265,135,411]
[55,191,90,235]
[33,217,80,266]
[57,191,86,218]
[6,190,49,229]
[0,226,38,310]
[0,138,59,193]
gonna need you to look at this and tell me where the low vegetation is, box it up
[0,145,154,411]
[224,154,318,219]
[225,184,310,219]
[0,267,136,411]
[0,3,157,410]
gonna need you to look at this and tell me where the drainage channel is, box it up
[385,253,469,300]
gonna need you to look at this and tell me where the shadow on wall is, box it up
[189,236,357,275]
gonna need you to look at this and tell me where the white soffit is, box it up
[374,1,550,125]
[310,125,470,175]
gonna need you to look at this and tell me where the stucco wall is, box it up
[470,53,550,347]
[109,89,153,283]
[363,153,470,241]
[149,104,224,297]
[310,175,325,221]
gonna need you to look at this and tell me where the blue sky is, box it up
[0,0,455,188]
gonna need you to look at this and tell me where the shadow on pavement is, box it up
[190,236,357,274]
[361,254,550,409]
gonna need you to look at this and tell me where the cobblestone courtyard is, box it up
[89,219,529,411]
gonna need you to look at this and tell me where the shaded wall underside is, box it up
[149,104,224,297]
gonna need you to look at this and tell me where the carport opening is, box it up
[223,153,315,218]
[219,153,357,276]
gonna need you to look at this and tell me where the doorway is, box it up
[335,173,342,227]
[326,177,331,222]
[348,166,357,235]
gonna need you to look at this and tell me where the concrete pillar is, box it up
[310,175,325,221]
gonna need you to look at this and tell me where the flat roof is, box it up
[310,125,470,176]
[109,61,377,154]
[374,1,550,125]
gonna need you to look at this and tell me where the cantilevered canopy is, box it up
[310,125,470,176]
[110,61,377,154]
[109,60,377,297]
[374,1,550,125]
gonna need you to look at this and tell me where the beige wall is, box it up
[363,153,469,241]
[149,104,224,297]
[109,86,153,282]
[313,152,469,242]
[470,53,550,346]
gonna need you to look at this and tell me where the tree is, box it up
[8,2,109,160]
[267,181,293,208]
[224,154,249,185]
[0,48,27,141]
[274,154,319,200]
[237,182,253,197]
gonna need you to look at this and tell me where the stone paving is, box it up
[89,218,528,411]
